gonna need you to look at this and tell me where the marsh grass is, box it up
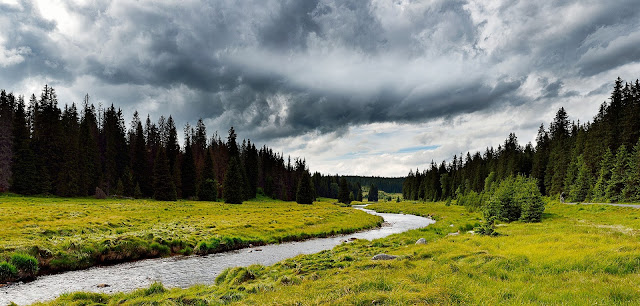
[0,194,381,280]
[39,200,640,305]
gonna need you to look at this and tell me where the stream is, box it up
[1,205,434,305]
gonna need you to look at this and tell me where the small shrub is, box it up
[10,253,39,276]
[0,262,17,282]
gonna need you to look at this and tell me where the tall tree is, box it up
[153,149,177,201]
[338,178,351,204]
[368,184,379,202]
[0,90,14,192]
[223,127,245,204]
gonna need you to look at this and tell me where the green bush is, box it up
[484,176,544,223]
[0,261,17,282]
[10,253,39,276]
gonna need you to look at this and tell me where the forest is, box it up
[0,86,324,203]
[403,77,640,205]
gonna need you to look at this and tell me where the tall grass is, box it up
[39,200,640,305]
[0,194,381,281]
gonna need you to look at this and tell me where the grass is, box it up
[0,194,382,280]
[36,200,640,305]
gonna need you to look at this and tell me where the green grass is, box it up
[37,200,640,305]
[0,194,382,278]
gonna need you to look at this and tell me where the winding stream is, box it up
[1,205,434,305]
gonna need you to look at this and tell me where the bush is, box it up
[10,253,39,276]
[484,176,544,223]
[0,262,17,282]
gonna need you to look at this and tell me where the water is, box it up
[0,205,434,305]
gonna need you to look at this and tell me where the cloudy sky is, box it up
[1,0,639,176]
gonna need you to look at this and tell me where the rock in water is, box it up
[372,254,397,260]
[415,238,427,245]
[97,284,110,288]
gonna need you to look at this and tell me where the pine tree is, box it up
[11,97,41,195]
[568,155,591,202]
[223,157,245,204]
[296,171,314,204]
[592,148,614,202]
[0,90,14,192]
[198,149,217,201]
[368,184,379,202]
[223,127,245,204]
[356,182,363,201]
[338,178,351,204]
[622,139,640,201]
[605,145,629,202]
[77,95,101,196]
[181,134,197,199]
[153,149,177,201]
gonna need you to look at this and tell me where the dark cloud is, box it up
[1,0,639,146]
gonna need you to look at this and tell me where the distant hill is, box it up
[343,176,404,193]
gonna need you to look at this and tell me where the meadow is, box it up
[0,194,382,279]
[40,200,640,305]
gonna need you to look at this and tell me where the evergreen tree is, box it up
[56,104,81,197]
[10,97,41,195]
[78,95,100,196]
[568,155,591,202]
[592,148,614,201]
[296,171,314,204]
[338,178,351,204]
[153,149,177,201]
[223,127,245,204]
[368,184,379,202]
[605,145,629,202]
[0,90,14,192]
[355,182,363,201]
[198,149,217,201]
[622,139,640,201]
[181,132,197,199]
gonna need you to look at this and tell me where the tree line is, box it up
[0,85,317,203]
[403,77,640,204]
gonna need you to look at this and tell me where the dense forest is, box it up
[0,85,320,203]
[403,77,640,204]
[342,176,403,193]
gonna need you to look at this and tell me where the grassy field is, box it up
[39,200,640,305]
[0,194,382,279]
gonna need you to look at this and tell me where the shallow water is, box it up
[0,205,434,305]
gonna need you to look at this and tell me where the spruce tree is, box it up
[198,149,217,201]
[296,171,314,204]
[0,90,14,192]
[10,97,41,195]
[338,178,351,204]
[356,182,363,202]
[153,149,177,201]
[605,145,629,202]
[223,127,245,204]
[622,139,640,201]
[368,184,379,202]
[592,148,614,202]
[568,155,591,202]
[181,136,197,199]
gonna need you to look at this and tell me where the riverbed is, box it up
[1,205,434,305]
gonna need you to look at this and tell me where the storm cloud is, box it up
[1,0,639,175]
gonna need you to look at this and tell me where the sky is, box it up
[1,0,640,177]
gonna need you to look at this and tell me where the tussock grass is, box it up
[0,194,381,280]
[36,200,640,305]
